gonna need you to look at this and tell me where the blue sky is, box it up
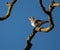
[0,0,60,50]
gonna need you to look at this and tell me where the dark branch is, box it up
[24,42,32,50]
[24,28,37,50]
[39,0,48,14]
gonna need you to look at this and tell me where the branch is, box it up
[51,0,60,7]
[35,14,54,32]
[27,28,37,43]
[37,0,60,32]
[39,0,48,14]
[0,0,17,21]
[24,0,60,50]
[24,42,32,50]
[48,0,60,12]
[24,28,37,50]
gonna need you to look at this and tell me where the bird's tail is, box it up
[44,21,49,23]
[43,20,49,23]
[40,20,49,26]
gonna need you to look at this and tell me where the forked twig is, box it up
[0,0,17,21]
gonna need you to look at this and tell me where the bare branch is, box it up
[24,0,60,50]
[24,42,32,50]
[0,0,17,21]
[39,0,48,14]
[48,0,60,12]
[35,14,54,32]
[51,3,60,7]
[24,28,37,50]
[27,28,37,42]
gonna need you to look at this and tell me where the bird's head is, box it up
[28,17,36,22]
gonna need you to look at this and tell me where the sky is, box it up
[0,0,60,50]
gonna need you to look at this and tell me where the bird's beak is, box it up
[28,17,31,20]
[28,17,30,20]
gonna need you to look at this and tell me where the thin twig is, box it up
[0,0,17,21]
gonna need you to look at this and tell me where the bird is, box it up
[28,17,49,27]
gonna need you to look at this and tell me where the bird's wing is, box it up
[34,20,49,27]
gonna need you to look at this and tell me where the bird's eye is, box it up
[30,17,32,18]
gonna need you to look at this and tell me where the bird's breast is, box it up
[31,23,35,27]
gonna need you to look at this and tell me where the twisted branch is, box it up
[37,0,60,32]
[0,0,17,21]
[24,0,60,50]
